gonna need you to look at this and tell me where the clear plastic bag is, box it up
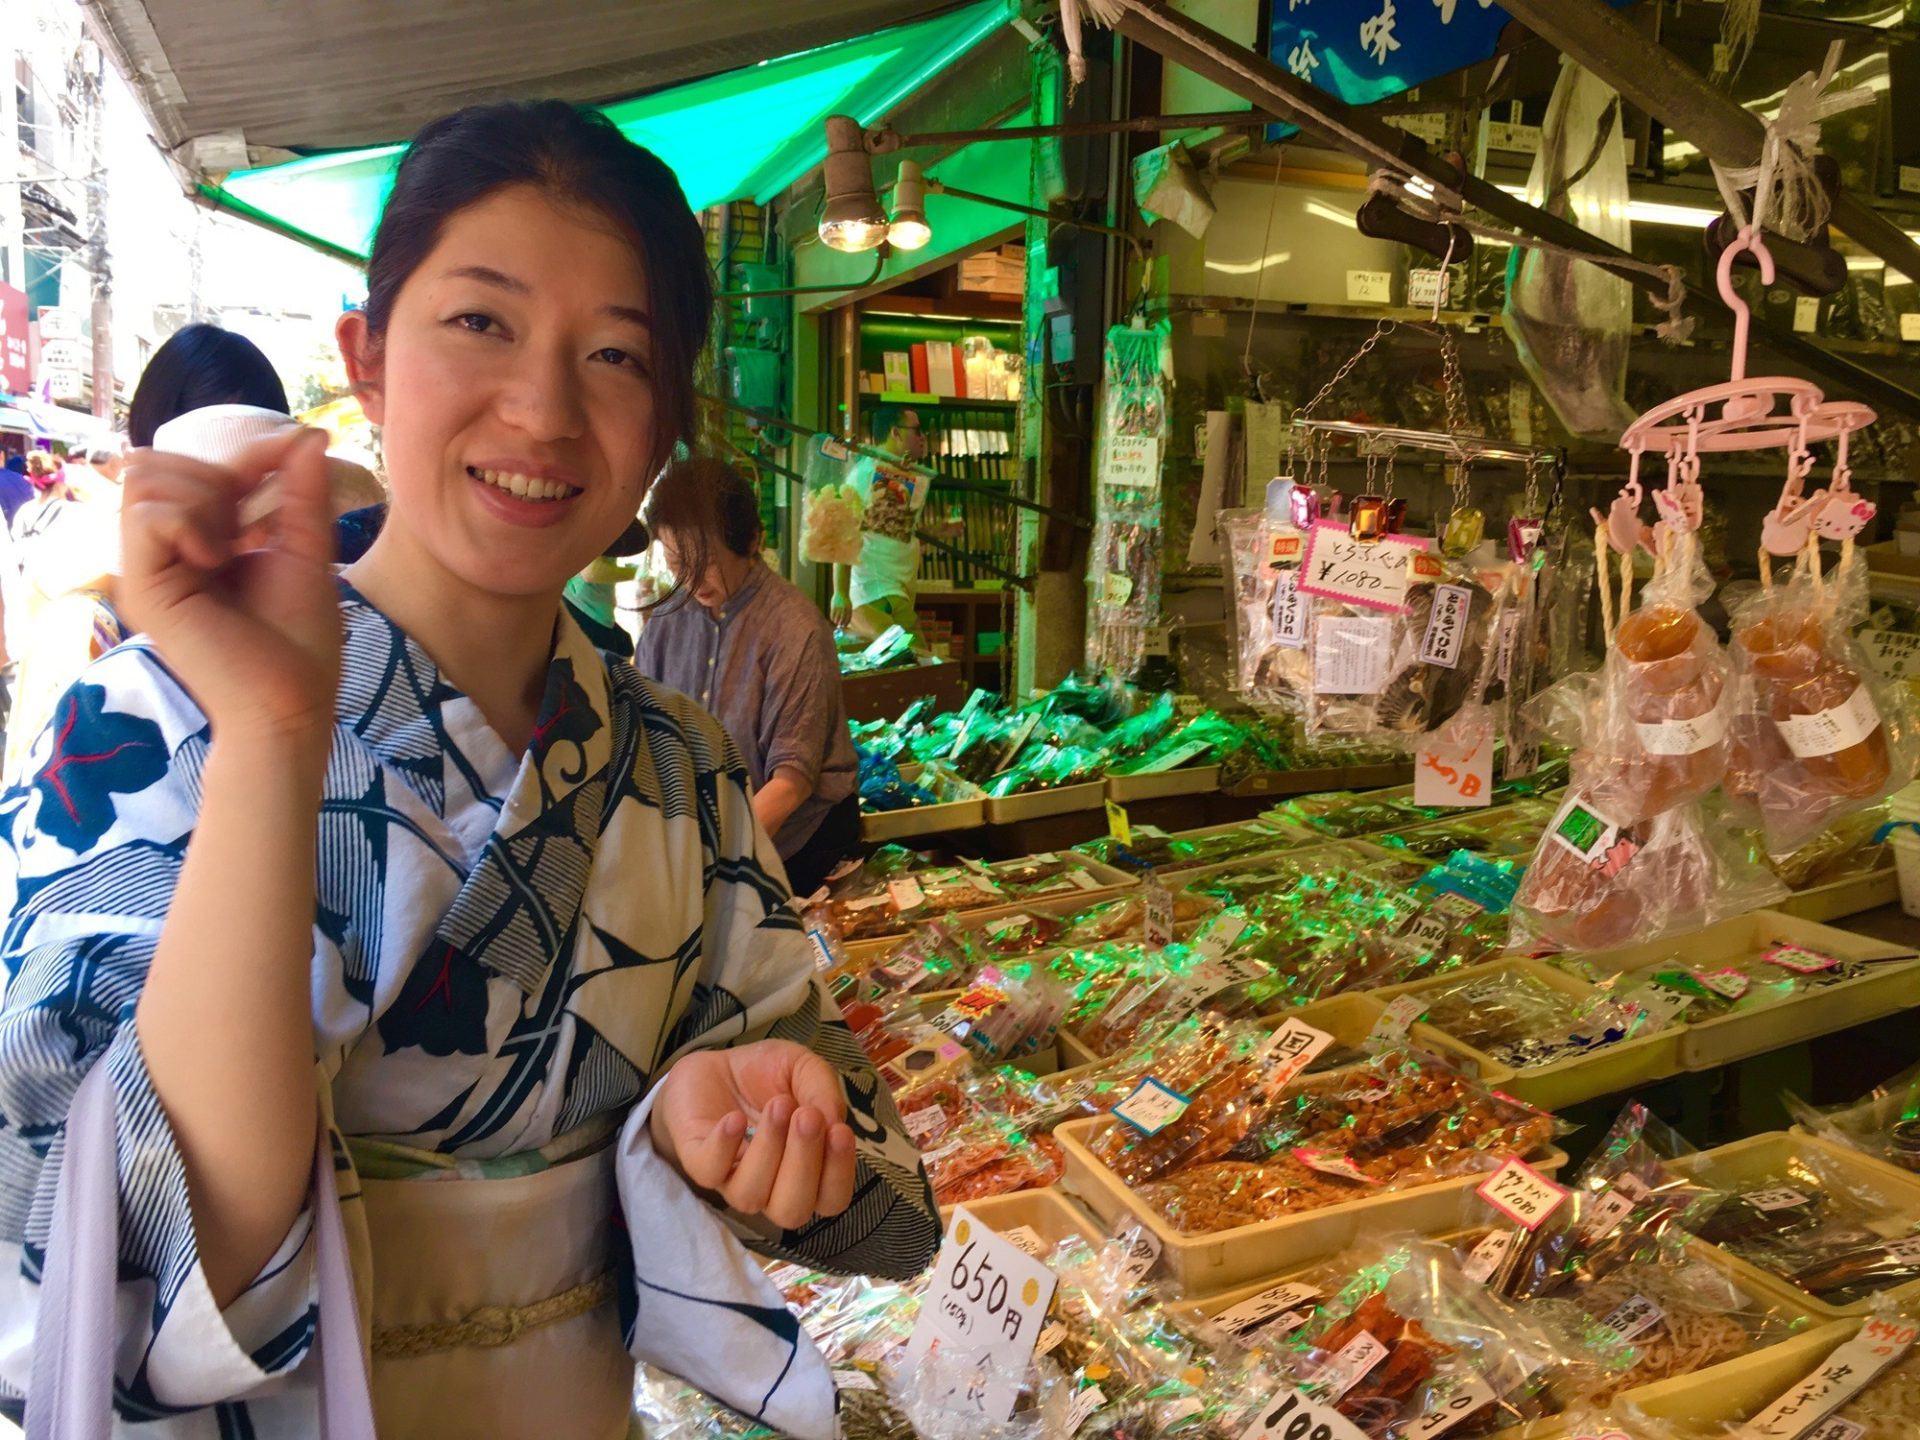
[1725,549,1920,860]
[1222,507,1310,713]
[1786,1061,1920,1175]
[797,434,867,567]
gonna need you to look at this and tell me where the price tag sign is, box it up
[1113,1076,1191,1136]
[905,1207,1060,1422]
[1299,522,1432,614]
[1794,295,1821,334]
[1117,1229,1164,1287]
[1737,1317,1919,1439]
[1408,267,1452,311]
[1143,877,1175,947]
[1764,944,1841,975]
[1400,1375,1497,1440]
[1065,1385,1109,1432]
[1699,968,1752,1001]
[1903,314,1920,344]
[887,877,926,912]
[1314,1331,1390,1399]
[1105,799,1133,846]
[1314,615,1395,695]
[1293,1147,1381,1185]
[1805,1420,1865,1440]
[1599,1293,1666,1342]
[1271,570,1308,648]
[1192,908,1251,962]
[1212,1281,1321,1343]
[805,927,838,972]
[1241,1388,1372,1440]
[1415,723,1493,808]
[903,1105,947,1146]
[1476,1158,1568,1230]
[1618,983,1694,1032]
[1418,585,1475,668]
[1346,269,1393,305]
[998,1225,1048,1258]
[1368,994,1427,1047]
[1747,1187,1812,1213]
[1103,433,1163,489]
[1461,1229,1515,1283]
[1579,1187,1638,1242]
[1257,1017,1338,1094]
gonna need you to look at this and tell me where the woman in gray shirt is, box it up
[637,457,860,894]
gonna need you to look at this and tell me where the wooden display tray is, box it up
[1568,910,1920,1072]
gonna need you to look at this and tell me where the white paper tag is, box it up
[1271,569,1309,648]
[1700,967,1752,1001]
[1258,1017,1338,1093]
[1793,295,1821,333]
[806,928,838,972]
[1462,1229,1515,1283]
[1293,1147,1380,1184]
[765,1261,812,1292]
[836,1368,880,1393]
[1415,724,1494,808]
[1315,1331,1389,1399]
[1346,269,1392,304]
[1619,982,1694,1032]
[1477,1158,1568,1230]
[1748,1187,1813,1213]
[846,893,891,911]
[1192,909,1251,962]
[887,877,926,912]
[1902,163,1920,195]
[1635,698,1729,756]
[1314,614,1395,695]
[998,1225,1048,1258]
[1401,1375,1498,1440]
[1369,994,1427,1046]
[1300,523,1429,613]
[1775,685,1882,759]
[1600,1293,1666,1341]
[1864,628,1920,676]
[903,1106,947,1146]
[1213,1281,1322,1342]
[905,1207,1060,1422]
[1114,1076,1191,1136]
[1103,433,1162,489]
[1117,1229,1163,1286]
[1805,1420,1865,1440]
[1764,944,1841,975]
[1545,792,1635,872]
[1408,267,1451,311]
[1142,879,1176,948]
[1903,314,1920,344]
[1736,1318,1919,1439]
[1419,585,1475,668]
[1066,1385,1109,1432]
[1034,1320,1068,1356]
[1580,1187,1638,1241]
[1241,1389,1372,1440]
[1064,868,1103,892]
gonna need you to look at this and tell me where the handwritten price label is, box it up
[887,877,926,912]
[1415,722,1493,808]
[1737,1318,1918,1439]
[1578,1187,1638,1242]
[1462,1228,1515,1283]
[1105,799,1133,846]
[1400,1375,1497,1440]
[1271,569,1308,647]
[1418,584,1475,668]
[1212,1281,1321,1342]
[1257,1017,1338,1095]
[905,1207,1060,1422]
[1143,877,1175,947]
[1368,994,1427,1047]
[1298,521,1432,614]
[1599,1292,1665,1341]
[1764,944,1841,975]
[1113,1077,1191,1136]
[1476,1158,1568,1230]
[1240,1388,1372,1440]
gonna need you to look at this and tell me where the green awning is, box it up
[200,0,1016,265]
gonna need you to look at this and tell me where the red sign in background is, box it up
[0,285,29,396]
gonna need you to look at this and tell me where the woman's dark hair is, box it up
[364,100,713,479]
[642,456,762,610]
[127,324,290,448]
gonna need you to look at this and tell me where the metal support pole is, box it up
[865,110,1278,152]
[1103,0,1920,418]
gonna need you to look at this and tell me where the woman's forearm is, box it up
[135,731,326,1306]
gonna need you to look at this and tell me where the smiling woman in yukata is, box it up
[0,102,937,1439]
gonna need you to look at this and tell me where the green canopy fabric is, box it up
[202,0,1015,264]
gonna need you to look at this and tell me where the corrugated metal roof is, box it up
[82,0,979,170]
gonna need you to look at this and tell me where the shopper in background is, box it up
[0,454,30,524]
[830,402,927,641]
[640,456,861,896]
[126,321,290,447]
[563,516,646,658]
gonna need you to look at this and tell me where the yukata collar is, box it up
[335,579,616,994]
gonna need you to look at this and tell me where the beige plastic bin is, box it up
[1054,1110,1567,1293]
[945,1187,1101,1250]
[1773,855,1900,923]
[1389,959,1686,1111]
[1570,910,1920,1072]
[1104,765,1222,803]
[983,780,1106,823]
[1672,1130,1920,1319]
[860,794,988,843]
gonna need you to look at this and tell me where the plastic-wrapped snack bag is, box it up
[1727,547,1920,860]
[1222,506,1312,712]
[1728,1304,1920,1440]
[797,434,867,567]
[1786,1061,1920,1175]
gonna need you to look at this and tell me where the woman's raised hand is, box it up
[650,1038,859,1232]
[120,428,341,756]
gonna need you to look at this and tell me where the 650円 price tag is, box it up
[905,1207,1060,1422]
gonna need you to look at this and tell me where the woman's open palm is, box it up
[651,1039,859,1232]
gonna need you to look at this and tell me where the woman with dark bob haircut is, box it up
[126,322,292,449]
[0,101,935,1438]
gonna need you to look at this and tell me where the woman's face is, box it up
[654,526,731,611]
[343,183,660,598]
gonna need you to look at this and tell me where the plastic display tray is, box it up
[944,1187,1100,1249]
[1054,1111,1567,1293]
[983,780,1106,823]
[1774,856,1901,923]
[1569,910,1920,1071]
[1672,1130,1920,1319]
[860,795,988,842]
[1390,959,1687,1112]
[1104,765,1222,803]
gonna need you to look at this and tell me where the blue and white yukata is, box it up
[0,583,938,1437]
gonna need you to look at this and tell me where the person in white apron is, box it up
[0,100,937,1440]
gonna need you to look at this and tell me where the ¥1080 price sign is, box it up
[905,1207,1059,1421]
[1475,1158,1568,1230]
